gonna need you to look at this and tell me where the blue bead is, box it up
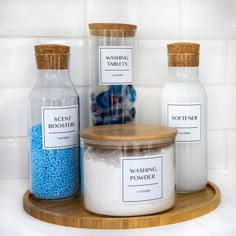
[126,85,136,103]
[96,91,110,109]
[91,85,137,126]
[109,85,123,95]
[91,103,103,114]
[30,124,79,200]
[129,107,136,120]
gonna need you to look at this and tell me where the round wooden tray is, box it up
[23,181,221,229]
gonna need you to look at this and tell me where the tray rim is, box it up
[23,181,221,229]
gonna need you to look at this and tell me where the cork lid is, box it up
[81,124,177,142]
[35,44,70,70]
[167,42,200,67]
[89,23,137,37]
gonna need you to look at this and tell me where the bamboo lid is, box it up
[167,42,200,67]
[89,23,137,37]
[80,124,177,142]
[35,44,70,70]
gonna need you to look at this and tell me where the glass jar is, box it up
[161,42,208,193]
[88,23,137,126]
[81,124,177,216]
[28,44,79,200]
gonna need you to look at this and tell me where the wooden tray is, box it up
[23,181,221,229]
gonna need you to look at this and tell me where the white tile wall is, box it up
[182,0,236,38]
[138,40,170,86]
[87,0,134,27]
[227,40,236,84]
[0,0,235,179]
[0,138,28,179]
[0,0,85,36]
[131,0,181,37]
[0,89,29,137]
[0,38,36,87]
[207,131,227,169]
[198,40,227,85]
[136,87,161,124]
[227,130,236,169]
[206,86,236,130]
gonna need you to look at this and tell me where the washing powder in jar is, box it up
[161,42,208,193]
[80,124,177,216]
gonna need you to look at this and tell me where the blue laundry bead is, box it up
[109,85,123,95]
[91,103,103,115]
[126,85,136,103]
[30,124,79,200]
[129,107,136,120]
[91,84,137,126]
[96,91,110,109]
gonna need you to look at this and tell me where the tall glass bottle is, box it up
[161,42,207,193]
[28,44,79,200]
[88,23,137,126]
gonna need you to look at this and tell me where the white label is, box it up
[121,155,163,203]
[99,46,133,85]
[42,105,79,149]
[167,103,201,143]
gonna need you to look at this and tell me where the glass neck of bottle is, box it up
[168,66,199,82]
[37,69,69,79]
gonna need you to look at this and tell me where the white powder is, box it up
[161,80,208,192]
[84,144,175,216]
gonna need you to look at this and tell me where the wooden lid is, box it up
[35,44,70,69]
[167,42,200,67]
[80,124,177,142]
[89,23,137,37]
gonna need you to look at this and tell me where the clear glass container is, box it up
[28,44,79,200]
[161,42,208,193]
[81,124,177,216]
[88,23,137,126]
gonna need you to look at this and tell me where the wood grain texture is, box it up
[80,124,177,141]
[23,182,221,229]
[88,23,137,37]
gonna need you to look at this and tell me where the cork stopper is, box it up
[89,23,137,37]
[167,42,200,67]
[35,44,70,70]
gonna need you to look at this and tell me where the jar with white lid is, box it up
[80,124,177,216]
[88,23,137,126]
[161,42,208,193]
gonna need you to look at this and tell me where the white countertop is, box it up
[0,170,236,236]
